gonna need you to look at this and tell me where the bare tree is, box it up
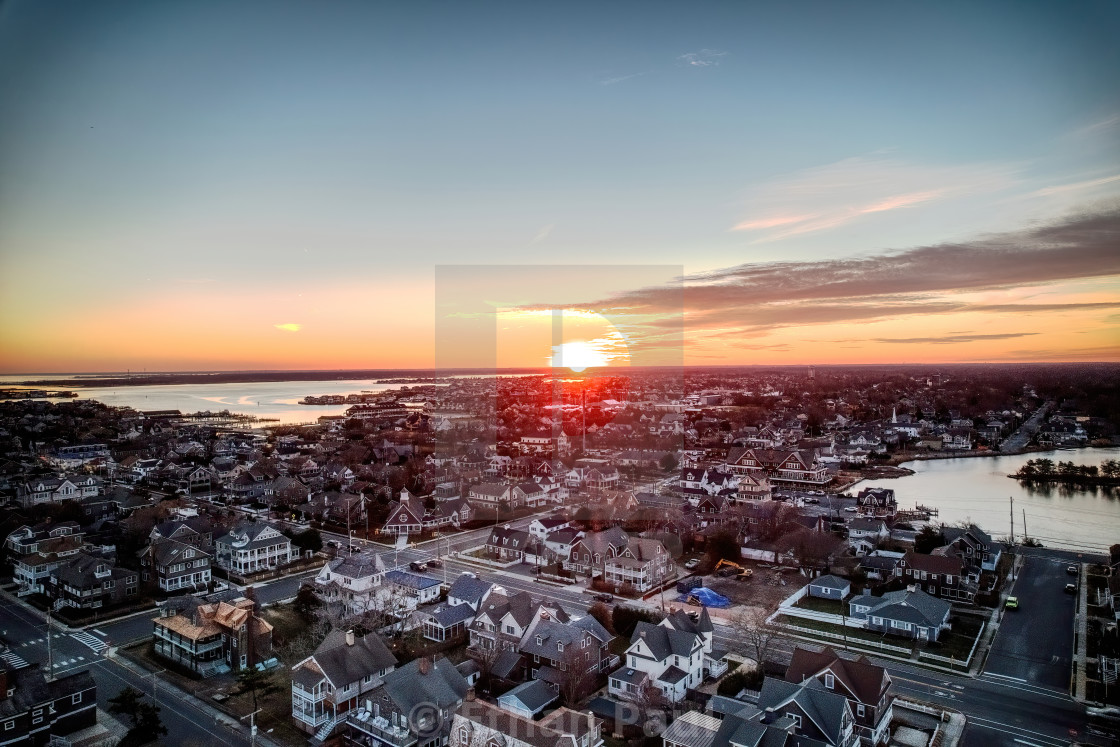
[730,607,784,667]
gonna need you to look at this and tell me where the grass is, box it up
[777,614,904,647]
[794,596,847,615]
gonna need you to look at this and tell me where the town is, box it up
[0,364,1116,747]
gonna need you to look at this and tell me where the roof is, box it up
[809,574,850,590]
[455,700,597,747]
[630,621,701,661]
[381,656,469,713]
[497,679,559,714]
[758,677,851,742]
[785,646,889,706]
[325,550,386,579]
[850,588,951,627]
[902,550,964,575]
[306,629,397,687]
[426,603,476,627]
[384,569,441,590]
[448,573,493,605]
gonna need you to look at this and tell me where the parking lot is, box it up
[984,555,1077,691]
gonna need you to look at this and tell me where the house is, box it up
[383,569,442,607]
[611,620,704,703]
[941,524,1001,572]
[468,591,573,682]
[290,629,398,737]
[856,488,897,517]
[469,483,513,510]
[153,595,273,676]
[662,608,726,679]
[847,587,951,642]
[898,551,977,603]
[755,676,859,746]
[149,516,213,549]
[602,537,674,593]
[16,473,102,507]
[382,491,426,536]
[846,518,889,544]
[723,447,831,486]
[661,709,799,747]
[7,522,86,596]
[495,680,558,719]
[48,553,139,611]
[447,573,494,610]
[0,663,97,745]
[512,482,547,507]
[808,574,851,600]
[140,538,213,592]
[421,603,477,643]
[858,551,903,582]
[786,646,895,746]
[565,527,629,576]
[340,656,470,747]
[518,610,614,692]
[214,522,292,574]
[450,699,603,747]
[528,517,572,541]
[735,471,772,501]
[314,551,387,616]
[486,526,533,562]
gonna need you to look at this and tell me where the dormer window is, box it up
[535,635,542,646]
[557,642,564,652]
[824,673,834,689]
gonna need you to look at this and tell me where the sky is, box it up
[0,0,1117,372]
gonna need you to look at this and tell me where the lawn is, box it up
[776,614,903,647]
[924,616,984,662]
[794,596,847,615]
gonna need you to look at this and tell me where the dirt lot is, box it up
[701,565,800,610]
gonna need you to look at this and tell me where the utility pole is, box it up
[45,609,53,681]
[1009,496,1014,545]
[1022,509,1027,544]
[240,709,262,747]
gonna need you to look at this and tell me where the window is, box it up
[557,642,564,652]
[790,714,801,728]
[72,692,82,704]
[459,726,469,744]
[535,636,542,646]
[857,704,866,717]
[824,673,834,689]
[4,722,12,731]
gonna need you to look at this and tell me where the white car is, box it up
[844,506,859,512]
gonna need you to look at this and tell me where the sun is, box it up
[550,340,610,373]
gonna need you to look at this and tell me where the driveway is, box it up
[984,555,1076,691]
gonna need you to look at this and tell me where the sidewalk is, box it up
[1075,561,1089,701]
[107,646,286,747]
[971,552,1025,677]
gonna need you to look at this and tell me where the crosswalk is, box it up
[70,631,107,653]
[0,651,28,669]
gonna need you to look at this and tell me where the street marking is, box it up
[983,671,1027,682]
[70,631,107,653]
[93,629,108,636]
[0,652,28,669]
[970,716,1067,747]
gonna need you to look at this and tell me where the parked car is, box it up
[844,506,859,513]
[1065,583,1077,594]
[594,593,614,603]
[1005,596,1019,609]
[1067,565,1079,575]
[684,558,700,570]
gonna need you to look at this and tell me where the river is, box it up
[856,447,1120,554]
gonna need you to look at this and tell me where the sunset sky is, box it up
[0,1,1117,372]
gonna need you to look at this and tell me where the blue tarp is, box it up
[678,587,731,608]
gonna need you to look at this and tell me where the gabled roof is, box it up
[758,676,850,743]
[630,621,701,661]
[447,573,493,605]
[785,646,890,706]
[809,574,850,590]
[306,629,397,688]
[850,588,951,627]
[380,656,469,713]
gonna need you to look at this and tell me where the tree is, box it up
[914,525,946,554]
[556,638,598,707]
[109,686,167,747]
[705,528,742,563]
[293,584,321,620]
[586,602,615,635]
[292,528,323,554]
[233,666,283,713]
[612,606,664,639]
[659,453,679,472]
[729,608,783,667]
[717,664,764,696]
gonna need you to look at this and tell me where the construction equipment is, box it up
[714,559,754,580]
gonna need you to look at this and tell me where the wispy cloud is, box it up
[529,224,554,245]
[678,49,726,67]
[600,71,649,86]
[1030,174,1120,198]
[730,156,1019,240]
[274,323,302,332]
[1068,113,1120,140]
[874,333,1038,344]
[539,205,1120,339]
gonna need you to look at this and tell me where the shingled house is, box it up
[152,595,273,676]
[785,647,895,746]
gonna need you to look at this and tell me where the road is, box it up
[0,597,254,747]
[986,555,1077,690]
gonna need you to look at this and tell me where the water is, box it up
[856,447,1120,553]
[23,380,400,425]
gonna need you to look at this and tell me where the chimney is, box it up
[345,630,356,646]
[419,657,431,675]
[906,583,918,594]
[465,687,476,701]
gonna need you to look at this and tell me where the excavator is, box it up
[714,559,754,581]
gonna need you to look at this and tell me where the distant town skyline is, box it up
[1,1,1118,372]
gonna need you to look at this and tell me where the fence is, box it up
[780,622,911,655]
[917,621,985,668]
